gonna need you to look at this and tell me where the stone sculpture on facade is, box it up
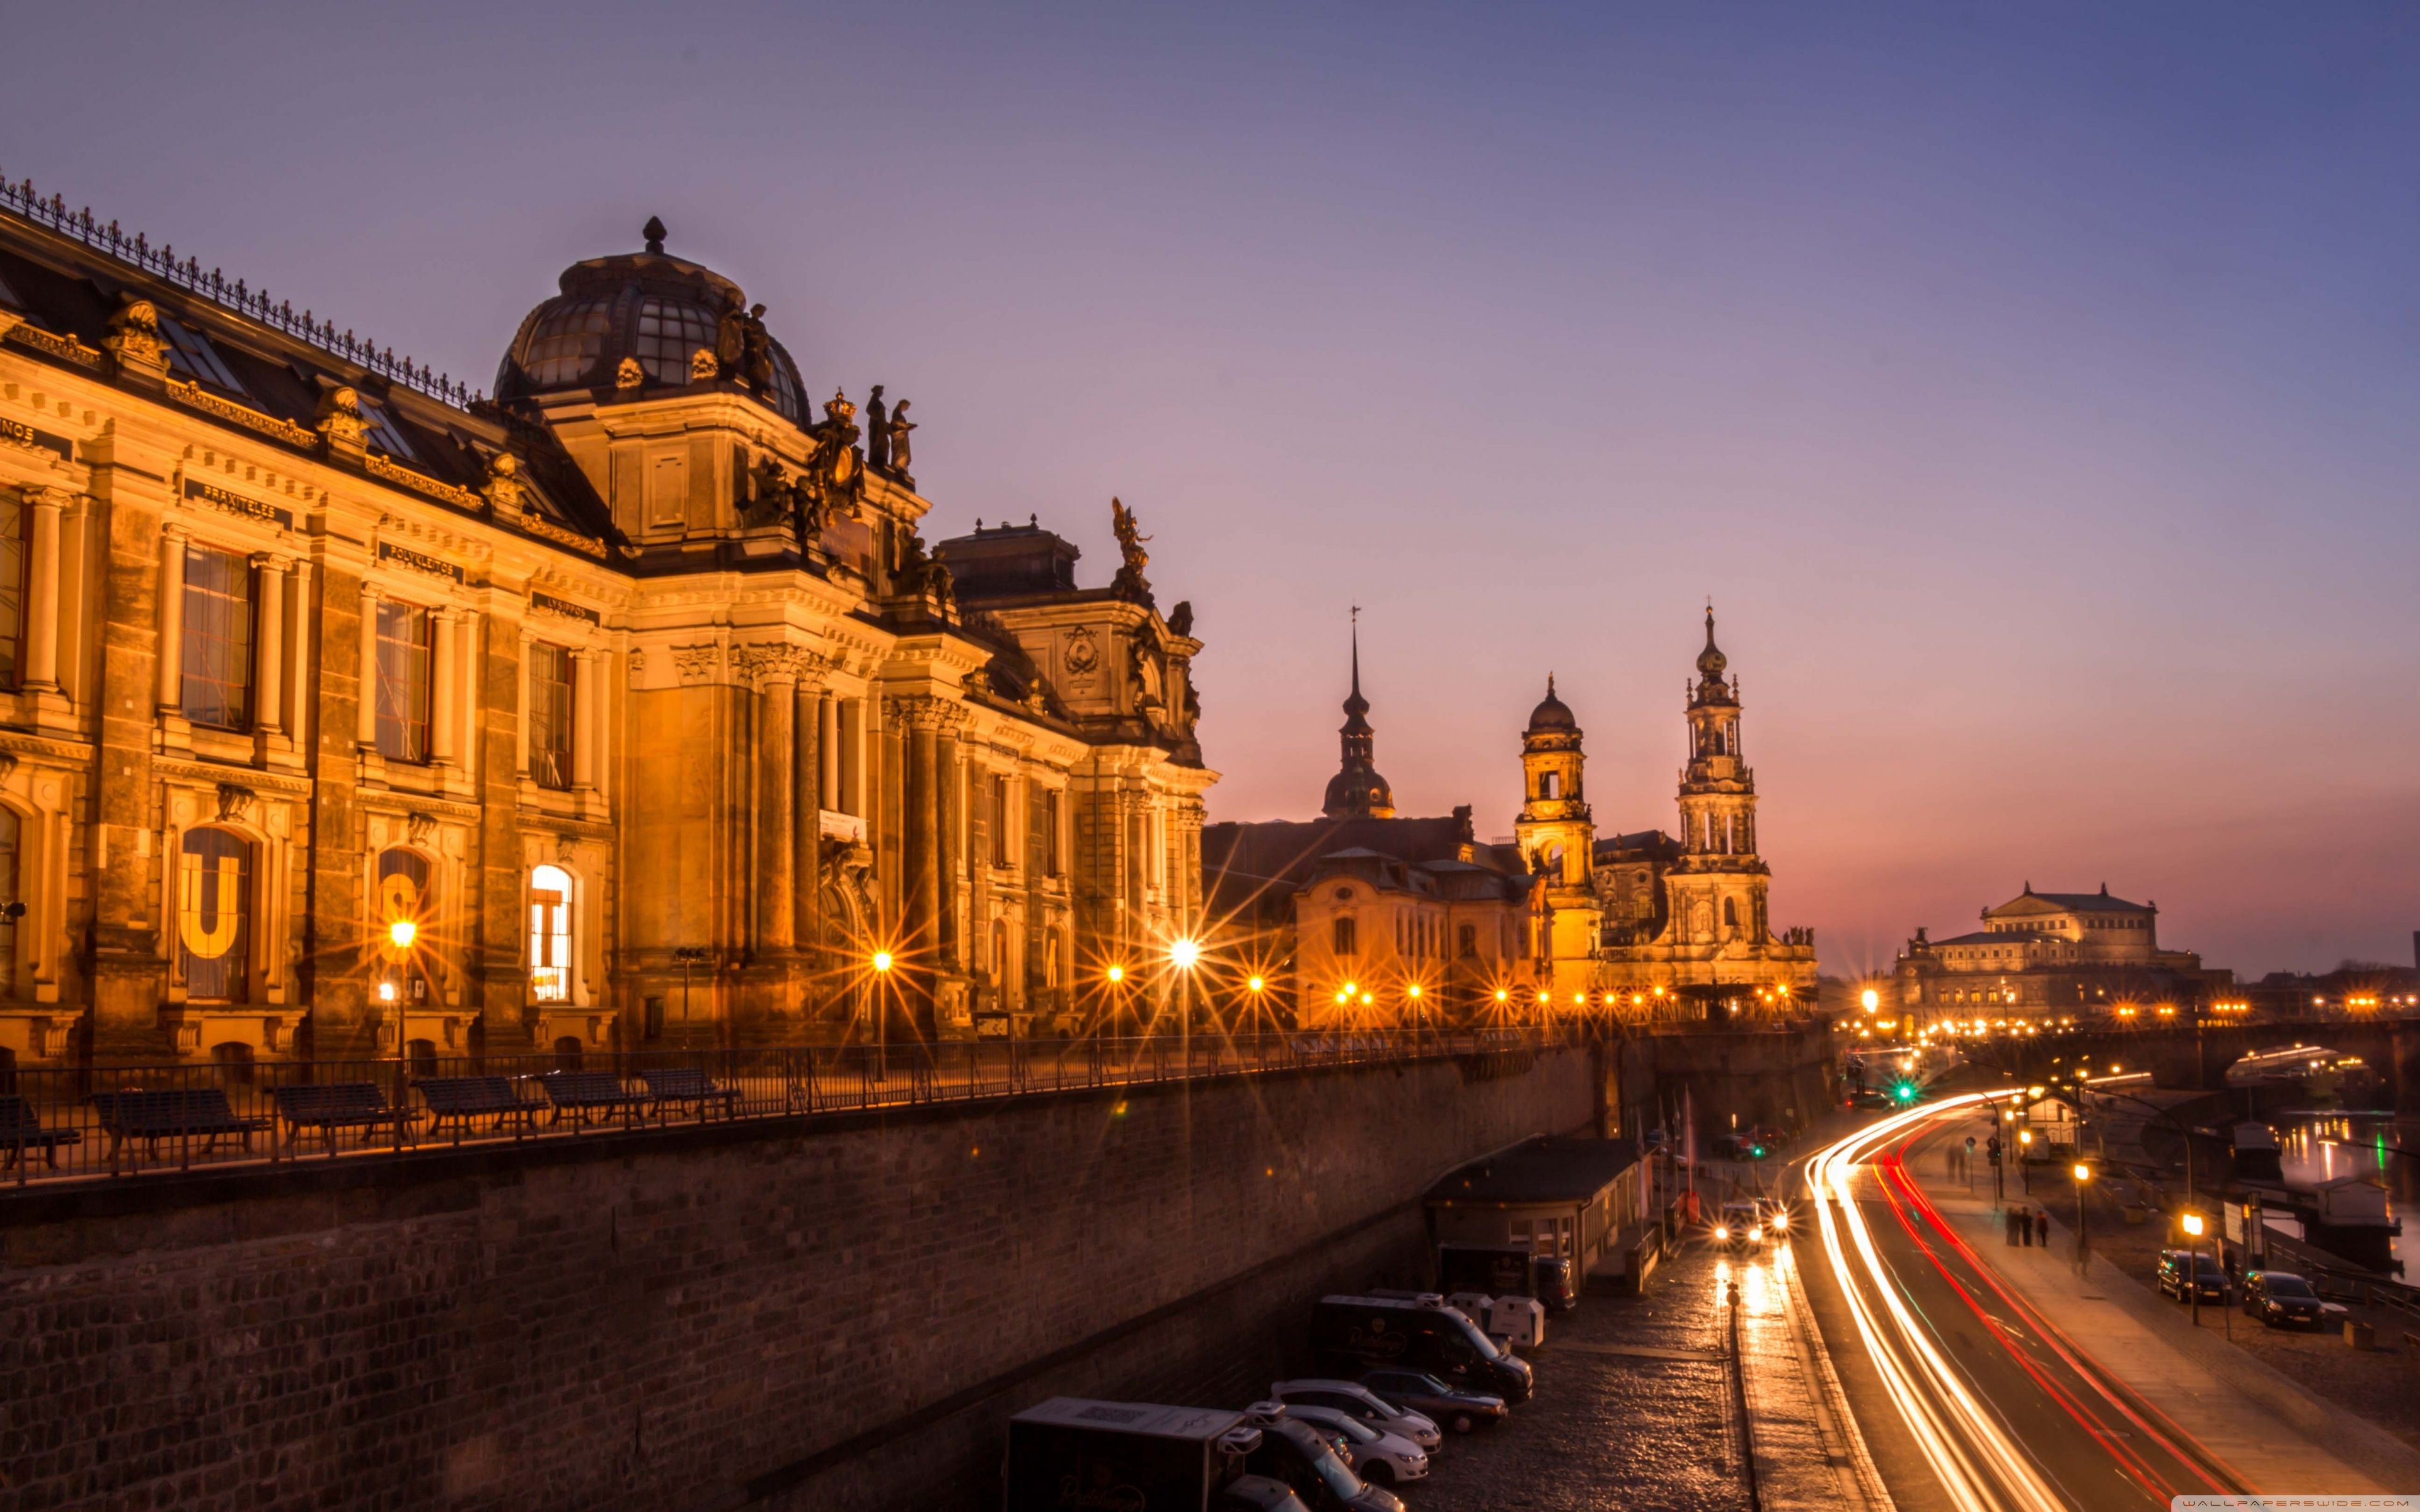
[865,384,889,471]
[1109,496,1153,604]
[886,399,914,479]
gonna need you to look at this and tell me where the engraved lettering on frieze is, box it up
[183,478,295,531]
[377,540,466,583]
[0,416,73,462]
[529,592,602,626]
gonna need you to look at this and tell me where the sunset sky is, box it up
[14,3,2415,974]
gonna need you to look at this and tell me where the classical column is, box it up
[514,629,534,778]
[355,585,381,747]
[793,679,823,955]
[251,554,286,734]
[572,649,598,789]
[20,489,65,691]
[936,724,963,971]
[156,525,187,713]
[751,651,797,953]
[285,557,314,748]
[817,692,839,815]
[430,608,458,763]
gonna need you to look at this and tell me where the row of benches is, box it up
[0,1068,744,1167]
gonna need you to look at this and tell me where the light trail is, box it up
[1807,1094,2066,1512]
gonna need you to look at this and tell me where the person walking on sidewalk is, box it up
[2019,1206,2032,1246]
[2036,1210,2049,1248]
[2005,1207,2020,1246]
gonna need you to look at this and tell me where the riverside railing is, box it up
[0,1028,1562,1189]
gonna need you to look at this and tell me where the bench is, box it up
[638,1067,740,1120]
[89,1089,272,1162]
[270,1082,413,1152]
[0,1094,81,1170]
[539,1070,647,1126]
[414,1076,541,1140]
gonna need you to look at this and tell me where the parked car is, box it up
[1279,1405,1429,1487]
[1270,1380,1443,1453]
[1355,1367,1509,1435]
[1715,1201,1763,1251]
[1237,1404,1405,1512]
[2240,1270,2325,1329]
[2155,1249,2227,1304]
[1310,1294,1533,1402]
[1847,1089,1893,1110]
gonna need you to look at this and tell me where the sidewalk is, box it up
[1906,1145,2420,1494]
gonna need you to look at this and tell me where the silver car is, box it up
[1269,1380,1443,1453]
[1282,1404,1431,1487]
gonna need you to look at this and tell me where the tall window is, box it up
[529,864,572,1002]
[988,774,1011,865]
[1458,924,1476,958]
[180,545,254,730]
[177,828,251,1002]
[374,602,434,762]
[1044,790,1064,876]
[0,807,18,997]
[529,644,575,791]
[1333,916,1357,956]
[0,494,23,690]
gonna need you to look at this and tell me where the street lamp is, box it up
[1861,987,1880,1013]
[672,946,714,1051]
[2071,1162,2094,1262]
[2181,1210,2207,1327]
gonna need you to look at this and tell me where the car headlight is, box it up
[1715,1226,1729,1239]
[1772,1213,1788,1230]
[1750,1227,1763,1240]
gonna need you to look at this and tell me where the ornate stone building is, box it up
[1202,610,1817,1028]
[1893,885,2215,1020]
[0,190,1209,1070]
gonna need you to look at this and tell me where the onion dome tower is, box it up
[1514,676,1592,888]
[1672,605,1770,944]
[1321,617,1395,819]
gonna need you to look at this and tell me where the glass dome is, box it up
[496,224,806,422]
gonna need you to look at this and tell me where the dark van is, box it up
[1310,1295,1533,1402]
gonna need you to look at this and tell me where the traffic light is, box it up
[1748,1142,1767,1160]
[1890,1080,1919,1104]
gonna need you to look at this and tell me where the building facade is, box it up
[1203,610,1816,1028]
[0,191,1209,1070]
[1892,884,2215,1021]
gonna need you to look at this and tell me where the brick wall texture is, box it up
[1,1047,1596,1511]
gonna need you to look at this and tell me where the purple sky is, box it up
[14,3,2416,975]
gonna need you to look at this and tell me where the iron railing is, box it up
[0,1028,1564,1189]
[0,168,480,409]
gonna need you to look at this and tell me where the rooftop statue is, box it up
[865,385,890,471]
[887,398,914,478]
[1109,496,1153,604]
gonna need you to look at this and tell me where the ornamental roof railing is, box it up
[0,168,480,410]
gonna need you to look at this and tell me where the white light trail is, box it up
[1807,1096,2064,1512]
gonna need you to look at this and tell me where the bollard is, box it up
[2345,1320,2375,1351]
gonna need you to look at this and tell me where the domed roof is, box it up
[495,217,807,423]
[1323,765,1395,818]
[1697,607,1728,681]
[1526,675,1577,735]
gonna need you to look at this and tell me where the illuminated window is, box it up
[519,299,613,386]
[529,864,572,1002]
[633,297,719,382]
[528,643,575,791]
[176,827,251,1002]
[0,805,17,997]
[180,545,254,730]
[374,601,433,762]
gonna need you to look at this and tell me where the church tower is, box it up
[1514,678,1602,996]
[1669,607,1771,948]
[1321,618,1395,820]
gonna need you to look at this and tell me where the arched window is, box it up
[1333,916,1357,957]
[1723,898,1739,929]
[0,806,18,998]
[376,847,432,939]
[1540,771,1560,800]
[178,827,252,1002]
[529,864,573,1003]
[405,1038,440,1080]
[210,1041,255,1085]
[551,1035,585,1071]
[990,919,1010,983]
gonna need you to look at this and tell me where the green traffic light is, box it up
[1749,1145,1766,1160]
[1892,1083,1916,1102]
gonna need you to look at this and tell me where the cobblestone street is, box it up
[1409,1239,1764,1512]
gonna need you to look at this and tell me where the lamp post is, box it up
[2071,1161,2094,1269]
[671,946,713,1053]
[2181,1210,2206,1328]
[869,949,894,1058]
[1168,937,1201,1070]
[2019,1127,2034,1193]
[383,915,417,1153]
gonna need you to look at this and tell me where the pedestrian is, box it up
[2019,1207,2032,1247]
[2004,1208,2019,1246]
[2036,1210,2049,1248]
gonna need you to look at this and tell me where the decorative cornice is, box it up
[734,641,828,686]
[882,693,971,733]
[518,508,609,559]
[163,378,316,449]
[151,755,313,798]
[4,322,103,369]
[365,450,481,511]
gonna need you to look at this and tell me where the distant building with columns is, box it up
[1893,885,2218,1020]
[0,192,1209,1070]
[1204,609,1817,1027]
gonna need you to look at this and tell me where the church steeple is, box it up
[1322,609,1395,819]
